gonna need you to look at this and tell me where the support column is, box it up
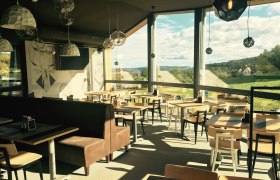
[199,9,206,101]
[103,48,112,91]
[193,9,205,99]
[147,13,156,93]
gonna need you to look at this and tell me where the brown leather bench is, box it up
[0,96,130,176]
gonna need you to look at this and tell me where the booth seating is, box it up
[0,96,130,176]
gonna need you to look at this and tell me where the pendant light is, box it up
[103,4,115,49]
[54,0,75,14]
[206,6,213,55]
[0,34,13,52]
[243,1,254,48]
[1,0,36,30]
[212,0,247,22]
[111,1,126,46]
[114,46,119,66]
[60,25,80,56]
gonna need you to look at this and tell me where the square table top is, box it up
[0,122,79,145]
[0,117,13,125]
[207,114,280,132]
[114,103,149,113]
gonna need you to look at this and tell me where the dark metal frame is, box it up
[248,86,280,178]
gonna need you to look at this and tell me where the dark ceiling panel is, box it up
[0,0,279,46]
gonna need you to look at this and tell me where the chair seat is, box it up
[0,151,42,169]
[58,136,105,149]
[123,115,144,120]
[210,139,241,150]
[250,141,280,154]
[184,116,204,123]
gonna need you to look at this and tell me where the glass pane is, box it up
[156,12,194,84]
[205,3,280,90]
[110,25,147,81]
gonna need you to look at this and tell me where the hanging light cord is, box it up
[67,25,70,44]
[247,1,251,37]
[208,6,211,48]
[117,1,119,31]
[108,4,111,36]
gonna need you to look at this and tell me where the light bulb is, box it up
[228,0,233,10]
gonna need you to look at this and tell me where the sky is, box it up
[112,2,280,68]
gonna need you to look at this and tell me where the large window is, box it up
[0,51,22,96]
[204,3,280,90]
[155,12,194,84]
[110,25,147,83]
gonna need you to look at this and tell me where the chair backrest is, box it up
[110,95,117,103]
[0,144,18,156]
[208,126,243,139]
[191,105,209,115]
[164,164,218,180]
[248,129,280,143]
[153,99,161,109]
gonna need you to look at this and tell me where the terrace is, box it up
[0,0,280,180]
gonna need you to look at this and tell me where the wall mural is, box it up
[25,41,95,99]
[31,60,55,92]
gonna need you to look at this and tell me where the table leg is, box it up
[48,139,56,180]
[133,113,138,142]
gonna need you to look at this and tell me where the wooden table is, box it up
[206,114,280,132]
[84,91,110,101]
[114,103,148,142]
[170,101,207,138]
[0,122,79,180]
[206,114,248,129]
[0,117,13,125]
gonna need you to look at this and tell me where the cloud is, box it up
[267,3,280,15]
[113,5,280,68]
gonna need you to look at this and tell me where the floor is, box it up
[2,117,277,180]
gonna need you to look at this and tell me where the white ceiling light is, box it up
[54,0,75,14]
[0,0,36,30]
[0,34,13,52]
[60,25,80,56]
[111,1,126,46]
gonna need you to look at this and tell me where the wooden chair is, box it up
[123,107,146,135]
[208,126,242,175]
[181,106,209,144]
[164,164,218,180]
[248,129,280,179]
[0,144,43,180]
[147,99,162,124]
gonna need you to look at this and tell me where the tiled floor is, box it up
[2,118,276,180]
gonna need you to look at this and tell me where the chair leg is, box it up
[23,169,27,180]
[231,151,236,175]
[159,107,162,123]
[272,153,278,180]
[152,110,154,124]
[181,121,185,138]
[205,125,208,142]
[38,161,43,180]
[84,166,90,176]
[212,150,218,172]
[141,120,145,135]
[210,149,214,167]
[194,124,198,144]
[14,170,19,180]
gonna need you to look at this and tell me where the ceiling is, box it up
[0,0,279,47]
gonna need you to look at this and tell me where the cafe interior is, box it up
[0,0,280,179]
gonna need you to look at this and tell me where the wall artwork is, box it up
[31,60,55,92]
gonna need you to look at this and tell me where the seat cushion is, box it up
[210,139,241,150]
[123,115,144,120]
[58,136,104,149]
[185,116,204,123]
[0,151,42,169]
[57,136,106,167]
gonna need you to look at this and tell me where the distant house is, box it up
[242,65,251,76]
